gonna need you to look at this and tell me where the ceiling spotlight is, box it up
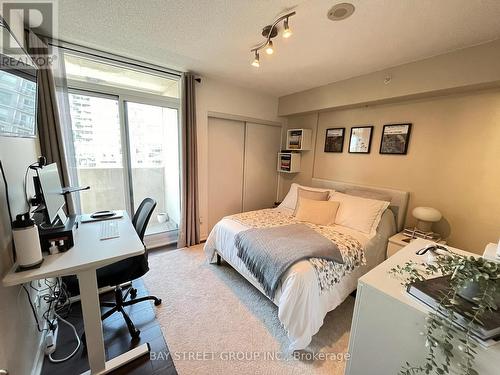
[265,40,274,55]
[249,10,296,67]
[251,52,260,67]
[283,18,292,38]
[327,3,355,21]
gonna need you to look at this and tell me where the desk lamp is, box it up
[412,206,442,233]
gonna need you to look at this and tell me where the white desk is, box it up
[347,239,500,375]
[2,211,148,375]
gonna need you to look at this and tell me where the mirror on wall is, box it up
[0,16,38,138]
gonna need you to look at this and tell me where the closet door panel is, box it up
[243,123,281,211]
[208,117,245,232]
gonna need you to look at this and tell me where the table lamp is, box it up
[412,206,442,233]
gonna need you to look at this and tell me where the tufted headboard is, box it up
[311,178,410,232]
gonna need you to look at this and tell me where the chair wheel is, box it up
[130,288,137,299]
[132,329,141,339]
[154,298,162,306]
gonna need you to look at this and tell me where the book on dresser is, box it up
[407,275,500,342]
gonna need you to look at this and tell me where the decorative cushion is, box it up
[293,187,329,214]
[294,198,340,226]
[280,183,334,211]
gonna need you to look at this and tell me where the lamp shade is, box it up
[412,207,442,222]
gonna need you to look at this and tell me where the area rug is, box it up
[144,244,354,375]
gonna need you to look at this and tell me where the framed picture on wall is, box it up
[324,127,345,152]
[379,123,412,155]
[349,126,373,153]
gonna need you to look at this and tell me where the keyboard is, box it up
[99,220,120,240]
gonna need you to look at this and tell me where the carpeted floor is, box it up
[144,244,354,375]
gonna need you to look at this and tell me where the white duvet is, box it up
[204,207,395,350]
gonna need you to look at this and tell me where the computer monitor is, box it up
[38,163,66,225]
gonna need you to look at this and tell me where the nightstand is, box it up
[387,232,446,258]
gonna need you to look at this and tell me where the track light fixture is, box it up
[283,19,292,38]
[251,51,260,67]
[250,10,296,67]
[265,40,274,55]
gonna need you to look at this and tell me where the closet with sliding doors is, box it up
[207,116,282,231]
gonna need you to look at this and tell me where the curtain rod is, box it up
[44,37,184,79]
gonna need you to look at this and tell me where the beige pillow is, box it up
[293,187,330,215]
[295,198,340,226]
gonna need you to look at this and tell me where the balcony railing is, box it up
[77,167,179,235]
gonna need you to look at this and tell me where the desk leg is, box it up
[78,269,151,375]
[78,269,106,374]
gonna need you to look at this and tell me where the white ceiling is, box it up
[51,0,500,96]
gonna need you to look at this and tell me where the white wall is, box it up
[196,77,282,239]
[0,10,47,374]
[0,137,43,375]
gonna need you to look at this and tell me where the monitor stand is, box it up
[56,207,68,226]
[37,213,77,253]
[38,207,68,230]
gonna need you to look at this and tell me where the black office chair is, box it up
[65,198,162,340]
[95,197,162,338]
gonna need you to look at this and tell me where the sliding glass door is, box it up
[67,91,180,239]
[68,92,128,213]
[126,101,180,235]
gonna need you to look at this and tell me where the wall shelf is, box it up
[278,152,301,173]
[286,128,312,151]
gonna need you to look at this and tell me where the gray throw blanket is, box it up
[235,223,344,299]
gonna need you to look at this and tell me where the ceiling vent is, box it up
[327,3,355,21]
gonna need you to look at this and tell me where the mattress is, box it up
[204,207,396,350]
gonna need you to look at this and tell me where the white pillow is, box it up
[330,192,390,236]
[280,183,335,210]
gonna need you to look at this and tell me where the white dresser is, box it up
[346,238,500,375]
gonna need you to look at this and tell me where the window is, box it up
[126,102,180,234]
[0,69,37,136]
[64,52,181,241]
[68,93,127,212]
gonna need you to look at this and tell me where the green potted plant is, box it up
[390,250,500,375]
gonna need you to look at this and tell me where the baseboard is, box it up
[31,325,48,375]
[144,230,178,249]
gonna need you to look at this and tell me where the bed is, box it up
[204,178,409,350]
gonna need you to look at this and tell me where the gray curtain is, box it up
[27,32,75,214]
[177,73,200,247]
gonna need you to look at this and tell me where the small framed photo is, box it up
[380,123,412,155]
[324,127,345,153]
[349,126,373,154]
